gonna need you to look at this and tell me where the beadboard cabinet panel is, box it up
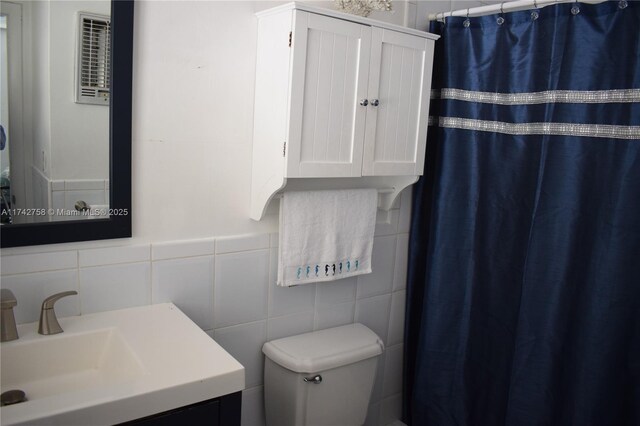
[288,11,371,178]
[362,28,433,176]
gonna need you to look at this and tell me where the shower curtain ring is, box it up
[463,8,470,27]
[531,0,540,20]
[571,0,580,15]
[497,2,505,25]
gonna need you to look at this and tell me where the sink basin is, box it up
[1,328,145,400]
[0,303,244,426]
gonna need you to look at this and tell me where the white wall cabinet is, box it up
[250,3,438,220]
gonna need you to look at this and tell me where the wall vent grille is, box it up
[75,12,111,105]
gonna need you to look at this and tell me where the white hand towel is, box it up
[278,189,378,287]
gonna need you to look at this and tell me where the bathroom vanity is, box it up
[122,392,241,425]
[0,304,244,425]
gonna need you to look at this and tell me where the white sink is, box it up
[0,303,245,426]
[2,327,145,400]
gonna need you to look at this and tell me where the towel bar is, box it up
[274,187,399,210]
[273,188,395,199]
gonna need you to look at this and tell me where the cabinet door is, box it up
[286,11,371,178]
[362,28,433,176]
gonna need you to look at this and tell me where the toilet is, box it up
[262,323,384,426]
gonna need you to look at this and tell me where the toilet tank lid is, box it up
[262,323,384,373]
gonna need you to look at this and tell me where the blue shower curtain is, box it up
[404,2,640,425]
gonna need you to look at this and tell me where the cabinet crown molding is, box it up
[255,2,440,40]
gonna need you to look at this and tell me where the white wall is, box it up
[31,0,51,178]
[49,0,110,181]
[0,23,9,174]
[132,0,418,242]
[22,0,110,182]
[0,1,451,425]
[415,0,503,30]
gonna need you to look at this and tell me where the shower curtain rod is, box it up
[428,0,605,21]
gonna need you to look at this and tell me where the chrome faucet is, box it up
[38,291,78,335]
[1,289,18,342]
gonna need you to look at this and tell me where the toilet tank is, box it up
[262,323,384,426]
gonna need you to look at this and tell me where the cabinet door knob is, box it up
[371,99,380,107]
[359,99,369,106]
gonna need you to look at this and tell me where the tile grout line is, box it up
[77,250,83,315]
[211,241,216,331]
[148,245,153,306]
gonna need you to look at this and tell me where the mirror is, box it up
[0,0,132,247]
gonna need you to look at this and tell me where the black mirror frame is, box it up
[1,0,133,248]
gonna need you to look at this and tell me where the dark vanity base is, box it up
[120,391,242,426]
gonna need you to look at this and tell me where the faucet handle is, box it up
[1,289,17,309]
[1,289,18,342]
[38,291,78,335]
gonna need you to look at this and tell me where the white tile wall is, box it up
[356,293,393,345]
[393,234,409,291]
[214,249,269,328]
[64,180,105,191]
[51,191,65,212]
[241,385,266,426]
[79,263,151,314]
[398,190,412,234]
[380,393,403,426]
[383,344,404,398]
[314,301,355,330]
[1,270,79,324]
[371,351,387,404]
[80,245,150,267]
[388,290,406,346]
[375,209,400,236]
[51,180,65,191]
[1,251,77,275]
[216,234,270,254]
[357,235,397,299]
[213,320,268,389]
[365,401,382,426]
[269,233,279,248]
[267,311,314,341]
[0,189,413,426]
[151,238,215,261]
[152,256,215,329]
[315,276,357,305]
[46,179,109,221]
